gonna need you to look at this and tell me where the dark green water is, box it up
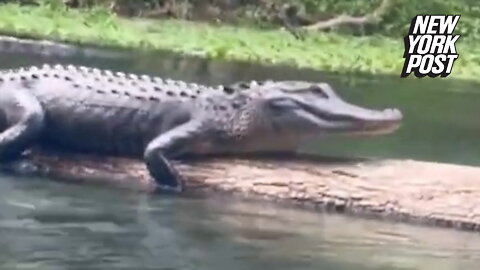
[0,46,480,269]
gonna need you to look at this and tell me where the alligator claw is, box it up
[155,181,184,194]
[153,169,184,194]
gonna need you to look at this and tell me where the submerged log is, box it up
[2,149,480,232]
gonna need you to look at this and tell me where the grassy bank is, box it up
[0,3,479,81]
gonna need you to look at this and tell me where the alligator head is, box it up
[219,80,403,152]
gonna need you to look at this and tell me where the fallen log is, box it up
[2,149,480,232]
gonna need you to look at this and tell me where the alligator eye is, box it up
[311,86,328,99]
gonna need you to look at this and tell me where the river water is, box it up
[0,45,480,269]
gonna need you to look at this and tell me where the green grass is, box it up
[0,3,479,81]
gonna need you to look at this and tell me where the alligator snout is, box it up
[381,108,403,122]
[352,107,403,123]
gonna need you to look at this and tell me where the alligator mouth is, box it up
[349,117,402,136]
[300,103,403,136]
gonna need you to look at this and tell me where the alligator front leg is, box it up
[144,121,203,192]
[0,88,45,161]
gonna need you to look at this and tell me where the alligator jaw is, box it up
[349,118,402,136]
[301,102,403,136]
[343,107,403,136]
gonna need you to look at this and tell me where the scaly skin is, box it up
[0,64,403,192]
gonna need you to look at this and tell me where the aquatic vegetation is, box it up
[0,3,479,81]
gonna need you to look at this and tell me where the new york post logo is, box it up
[401,15,460,78]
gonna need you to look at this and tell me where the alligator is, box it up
[0,64,403,192]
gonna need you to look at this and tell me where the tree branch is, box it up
[303,0,392,31]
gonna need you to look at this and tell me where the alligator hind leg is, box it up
[0,88,45,161]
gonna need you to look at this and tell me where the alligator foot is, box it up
[145,154,184,193]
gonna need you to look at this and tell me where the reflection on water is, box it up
[1,176,480,270]
[0,44,480,269]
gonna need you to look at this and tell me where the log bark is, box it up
[2,149,480,233]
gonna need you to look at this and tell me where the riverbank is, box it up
[1,3,479,81]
